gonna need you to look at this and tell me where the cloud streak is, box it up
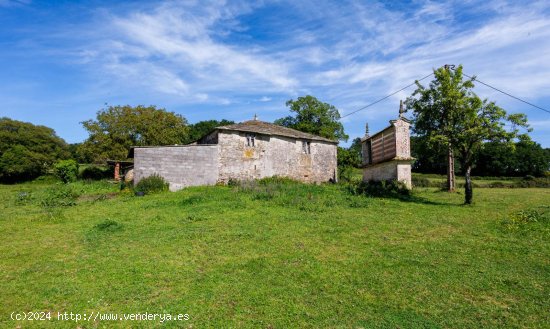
[1,0,549,146]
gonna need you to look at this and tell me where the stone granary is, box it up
[361,102,414,188]
[129,119,338,191]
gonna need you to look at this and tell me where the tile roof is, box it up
[216,120,338,143]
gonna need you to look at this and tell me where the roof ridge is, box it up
[216,120,337,143]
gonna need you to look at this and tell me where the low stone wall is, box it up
[133,145,219,191]
[363,159,412,188]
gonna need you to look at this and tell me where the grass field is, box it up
[0,179,549,328]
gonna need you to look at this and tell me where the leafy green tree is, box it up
[406,66,477,191]
[455,99,529,203]
[337,138,362,168]
[407,65,529,204]
[275,95,348,142]
[80,105,190,163]
[349,137,362,165]
[512,140,549,176]
[0,117,69,183]
[410,136,449,174]
[413,137,548,177]
[186,119,234,143]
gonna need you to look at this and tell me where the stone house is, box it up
[130,119,338,191]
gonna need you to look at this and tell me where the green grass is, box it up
[0,179,549,328]
[412,172,550,188]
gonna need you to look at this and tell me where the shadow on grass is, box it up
[386,193,454,206]
[343,180,458,206]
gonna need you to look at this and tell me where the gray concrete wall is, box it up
[133,145,219,191]
[217,131,337,183]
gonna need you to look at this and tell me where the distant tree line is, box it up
[0,117,70,183]
[1,95,548,185]
[0,106,235,183]
[337,135,549,178]
[411,136,549,177]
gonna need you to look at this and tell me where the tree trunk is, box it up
[464,165,473,204]
[447,145,456,192]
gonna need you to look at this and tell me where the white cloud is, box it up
[86,1,296,100]
[64,0,550,145]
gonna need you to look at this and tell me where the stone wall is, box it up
[133,145,218,191]
[363,160,412,188]
[217,131,337,183]
[393,119,411,158]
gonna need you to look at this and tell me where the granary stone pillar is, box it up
[114,162,121,181]
[361,104,415,188]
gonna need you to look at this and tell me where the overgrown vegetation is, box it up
[501,209,548,231]
[53,159,79,183]
[134,174,169,194]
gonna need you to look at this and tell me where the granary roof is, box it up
[216,120,338,143]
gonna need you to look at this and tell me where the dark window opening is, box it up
[246,133,256,147]
[302,141,311,154]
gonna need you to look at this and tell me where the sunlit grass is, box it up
[0,179,548,328]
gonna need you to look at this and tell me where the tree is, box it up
[185,119,234,144]
[337,138,362,168]
[406,66,476,192]
[0,117,70,183]
[475,139,548,177]
[410,136,449,174]
[275,95,348,142]
[455,99,528,203]
[80,105,190,163]
[512,140,549,177]
[413,137,549,177]
[407,65,529,204]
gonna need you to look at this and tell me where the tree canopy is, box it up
[406,65,530,204]
[275,95,348,142]
[0,117,69,183]
[337,137,362,168]
[185,119,234,144]
[80,105,190,163]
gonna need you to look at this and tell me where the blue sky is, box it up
[1,0,549,147]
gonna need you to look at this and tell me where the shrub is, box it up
[53,159,79,183]
[347,179,411,198]
[134,174,169,194]
[40,184,80,208]
[338,166,355,183]
[502,209,546,230]
[80,165,111,180]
